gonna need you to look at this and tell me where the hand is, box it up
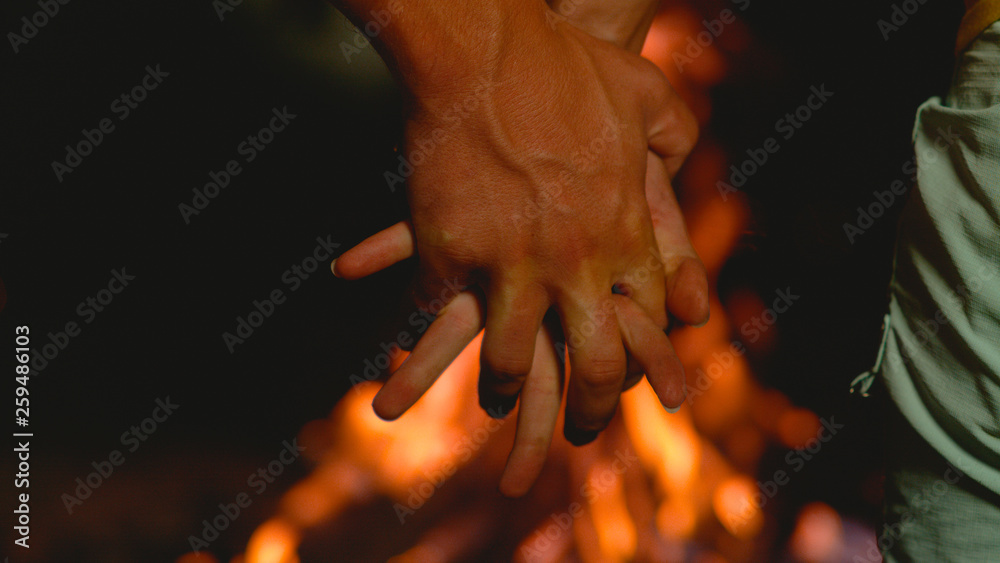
[332,0,707,495]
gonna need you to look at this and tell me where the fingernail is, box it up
[564,426,599,446]
[666,373,688,413]
[330,258,341,277]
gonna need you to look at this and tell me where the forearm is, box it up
[548,0,661,53]
[332,0,548,98]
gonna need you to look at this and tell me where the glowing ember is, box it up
[777,408,822,450]
[713,476,764,539]
[789,502,844,562]
[245,519,299,563]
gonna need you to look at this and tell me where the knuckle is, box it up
[675,104,700,155]
[483,353,533,384]
[640,59,673,101]
[641,66,699,157]
[578,358,625,390]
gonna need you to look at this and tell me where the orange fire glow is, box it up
[180,7,846,563]
[245,519,299,563]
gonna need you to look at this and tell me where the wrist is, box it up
[338,0,551,101]
[547,0,659,53]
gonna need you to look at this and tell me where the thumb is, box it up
[641,64,698,179]
[645,151,709,327]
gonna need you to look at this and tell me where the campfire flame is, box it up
[174,8,857,562]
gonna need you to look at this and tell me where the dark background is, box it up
[1,0,963,561]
